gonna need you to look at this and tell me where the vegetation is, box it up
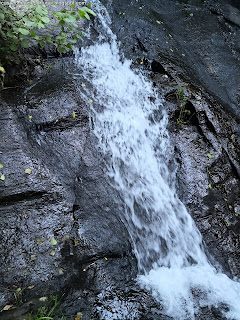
[23,296,66,320]
[175,86,190,126]
[0,0,95,85]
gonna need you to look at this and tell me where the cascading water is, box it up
[74,2,240,319]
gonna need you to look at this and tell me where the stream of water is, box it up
[74,2,240,319]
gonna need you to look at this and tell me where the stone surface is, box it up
[0,0,240,319]
[101,0,240,120]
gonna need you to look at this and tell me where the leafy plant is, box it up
[15,287,23,304]
[25,296,66,320]
[207,153,214,159]
[175,86,190,126]
[0,1,95,69]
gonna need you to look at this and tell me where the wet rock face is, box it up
[0,61,143,319]
[100,0,240,276]
[101,0,240,120]
[0,1,240,319]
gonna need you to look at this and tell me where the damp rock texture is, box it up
[0,61,143,319]
[0,0,240,319]
[102,0,240,278]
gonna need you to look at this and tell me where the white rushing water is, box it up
[74,2,240,319]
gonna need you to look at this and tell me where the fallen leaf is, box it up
[27,285,35,289]
[49,115,52,119]
[89,99,93,103]
[189,13,193,16]
[0,163,3,168]
[50,237,57,245]
[50,250,55,256]
[0,174,5,180]
[207,153,214,159]
[25,168,32,174]
[73,112,76,118]
[58,268,63,275]
[104,257,108,261]
[81,83,85,87]
[30,254,37,261]
[39,296,48,302]
[74,240,78,246]
[75,312,83,320]
[29,115,32,119]
[2,305,13,311]
[36,238,44,245]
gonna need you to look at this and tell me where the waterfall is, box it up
[74,1,240,319]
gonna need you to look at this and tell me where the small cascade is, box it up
[73,2,240,319]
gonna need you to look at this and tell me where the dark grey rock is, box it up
[0,1,240,319]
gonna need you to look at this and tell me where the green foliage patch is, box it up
[0,1,95,68]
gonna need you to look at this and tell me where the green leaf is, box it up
[57,46,65,53]
[36,5,44,14]
[0,174,5,181]
[38,40,45,48]
[41,16,50,23]
[207,153,214,159]
[10,43,18,51]
[25,168,32,174]
[65,15,76,23]
[18,28,30,35]
[7,30,15,38]
[23,17,31,23]
[38,22,45,28]
[75,34,83,39]
[85,8,96,16]
[58,19,66,27]
[21,40,29,48]
[0,163,3,169]
[30,31,39,40]
[50,237,57,245]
